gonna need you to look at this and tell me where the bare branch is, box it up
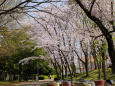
[0,0,7,6]
[74,50,85,64]
[0,0,30,15]
[0,0,62,16]
[26,12,53,38]
[9,14,26,29]
[90,30,115,39]
[89,0,96,13]
[75,0,112,40]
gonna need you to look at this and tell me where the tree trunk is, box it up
[106,36,115,74]
[71,56,76,77]
[54,56,62,79]
[94,58,97,69]
[102,59,106,80]
[84,56,89,77]
[64,65,68,78]
[75,0,115,74]
[60,54,64,81]
[101,42,106,80]
[72,63,76,77]
[85,64,88,77]
[60,50,73,83]
[90,56,93,70]
[98,63,101,80]
[52,62,59,80]
[47,47,61,79]
[78,58,82,73]
[19,64,22,81]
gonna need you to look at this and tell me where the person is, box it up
[105,80,112,86]
[48,74,51,79]
[49,74,51,79]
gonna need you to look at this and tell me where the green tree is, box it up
[0,26,36,80]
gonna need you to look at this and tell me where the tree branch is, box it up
[0,0,7,6]
[74,50,85,64]
[89,0,96,13]
[90,30,115,39]
[0,0,60,16]
[9,14,26,29]
[75,0,112,40]
[0,0,30,15]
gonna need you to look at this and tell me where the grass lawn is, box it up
[0,69,115,86]
[0,75,54,86]
[73,68,115,80]
[39,75,56,79]
[39,75,49,79]
[0,81,18,86]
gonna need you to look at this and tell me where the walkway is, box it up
[16,79,54,86]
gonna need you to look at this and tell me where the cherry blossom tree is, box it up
[21,4,80,80]
[73,0,115,74]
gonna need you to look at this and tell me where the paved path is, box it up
[16,79,54,86]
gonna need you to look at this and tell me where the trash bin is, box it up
[95,80,104,86]
[60,81,70,86]
[48,83,55,86]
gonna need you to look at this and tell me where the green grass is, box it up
[0,69,114,86]
[51,75,56,78]
[0,81,17,86]
[39,75,49,79]
[39,75,56,79]
[73,68,115,80]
